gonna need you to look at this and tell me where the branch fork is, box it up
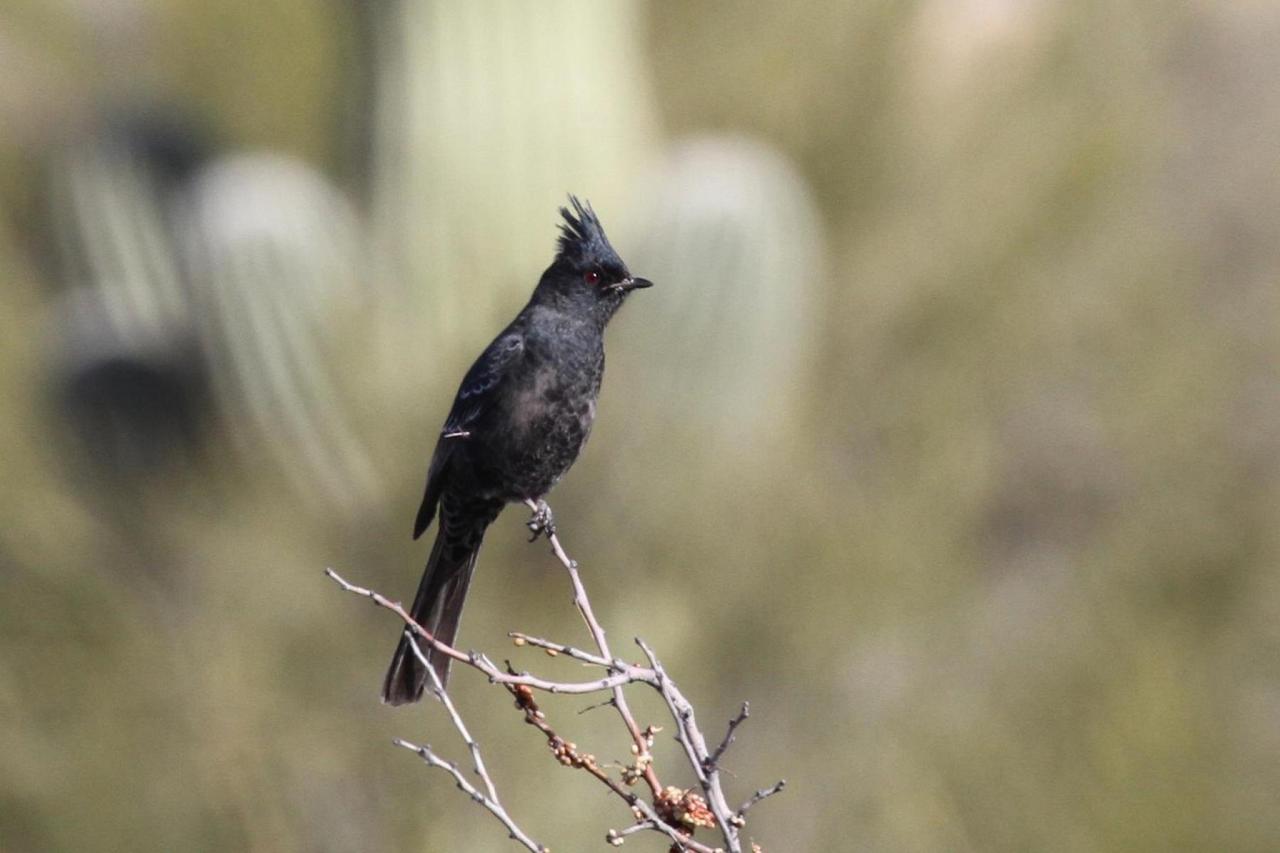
[327,504,782,851]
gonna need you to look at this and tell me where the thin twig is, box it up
[708,702,750,772]
[407,636,499,803]
[606,820,656,845]
[325,568,647,694]
[509,631,614,667]
[526,504,665,801]
[737,780,788,818]
[394,738,545,852]
[638,638,741,852]
[505,681,717,853]
[395,637,546,850]
[330,505,783,852]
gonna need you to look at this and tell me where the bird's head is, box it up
[537,196,651,318]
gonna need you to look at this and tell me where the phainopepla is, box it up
[382,197,652,705]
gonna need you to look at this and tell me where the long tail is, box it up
[382,501,500,704]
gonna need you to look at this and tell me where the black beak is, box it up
[616,276,653,293]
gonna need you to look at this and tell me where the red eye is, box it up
[584,270,600,286]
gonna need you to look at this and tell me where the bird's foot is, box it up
[524,499,556,542]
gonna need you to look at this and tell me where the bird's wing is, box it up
[443,332,526,434]
[413,332,525,539]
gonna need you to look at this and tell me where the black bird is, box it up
[383,197,652,704]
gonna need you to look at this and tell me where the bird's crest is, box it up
[557,195,618,265]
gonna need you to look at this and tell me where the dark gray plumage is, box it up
[383,197,651,704]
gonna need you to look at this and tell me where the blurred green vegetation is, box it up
[3,1,1280,851]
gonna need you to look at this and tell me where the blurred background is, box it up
[3,1,1279,850]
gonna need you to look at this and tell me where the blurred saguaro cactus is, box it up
[45,109,212,477]
[623,136,825,449]
[184,153,380,512]
[367,0,660,351]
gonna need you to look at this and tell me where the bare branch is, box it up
[325,568,647,694]
[524,501,665,801]
[707,702,750,772]
[509,631,613,668]
[505,681,718,853]
[407,636,499,802]
[606,821,655,845]
[638,638,741,851]
[394,738,546,852]
[329,506,783,852]
[737,780,788,818]
[393,636,546,850]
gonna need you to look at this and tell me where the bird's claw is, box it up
[525,500,556,542]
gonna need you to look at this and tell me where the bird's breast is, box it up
[475,350,601,500]
[509,361,598,440]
